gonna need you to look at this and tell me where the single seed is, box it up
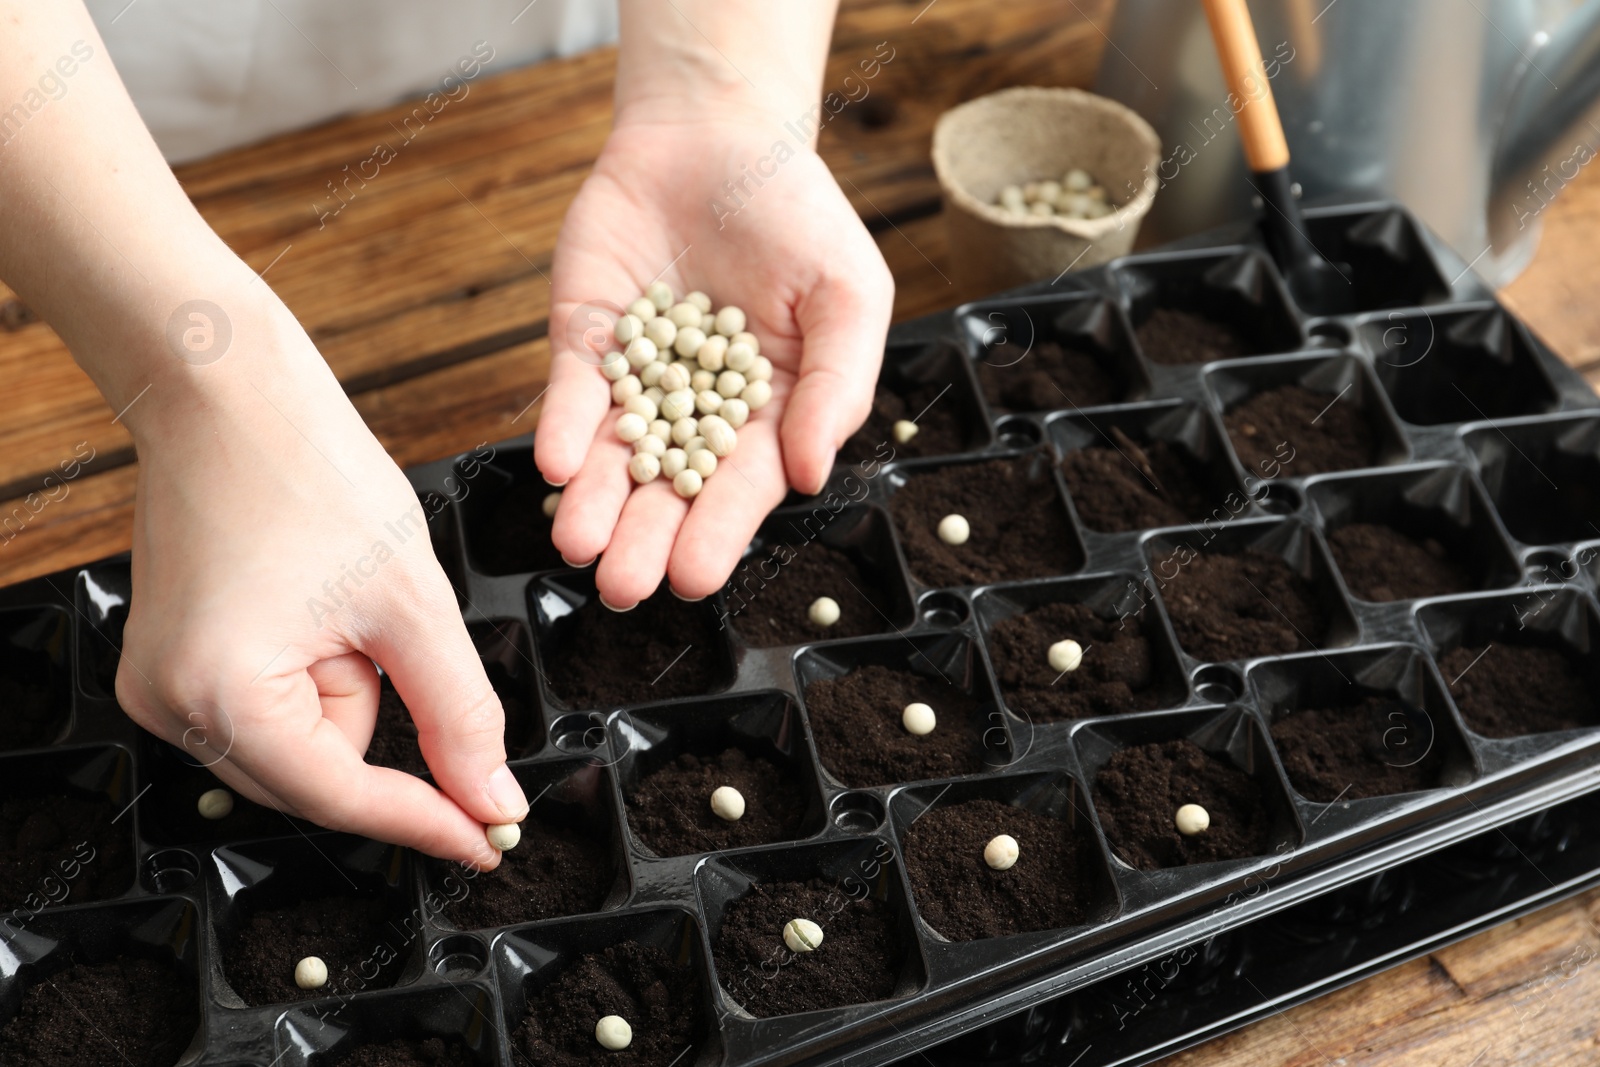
[808,596,841,627]
[197,788,234,820]
[1048,639,1083,673]
[643,315,677,350]
[937,514,970,545]
[694,389,723,416]
[1028,200,1054,217]
[747,355,773,382]
[646,280,674,311]
[634,434,667,459]
[999,184,1025,210]
[673,326,707,359]
[659,389,696,422]
[673,468,704,498]
[714,306,747,337]
[670,417,700,446]
[667,301,702,329]
[487,822,522,851]
[893,420,919,444]
[690,369,716,393]
[1064,167,1093,191]
[599,353,630,382]
[783,918,824,953]
[741,380,773,411]
[699,414,737,457]
[615,413,648,443]
[629,452,661,484]
[686,290,713,314]
[541,492,562,519]
[1175,804,1210,836]
[688,448,718,479]
[623,394,658,422]
[659,363,691,393]
[697,334,729,372]
[984,834,1020,871]
[611,375,642,405]
[730,330,760,355]
[720,398,750,429]
[661,448,689,479]
[683,435,708,454]
[295,956,328,990]
[1037,179,1062,203]
[724,340,756,373]
[638,360,665,387]
[716,370,747,398]
[648,418,672,440]
[626,297,656,321]
[614,313,644,345]
[643,385,665,408]
[710,785,746,822]
[624,337,658,369]
[902,702,937,736]
[595,1015,632,1051]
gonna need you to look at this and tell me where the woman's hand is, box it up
[536,101,893,607]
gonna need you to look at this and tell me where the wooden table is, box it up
[3,1,1599,1060]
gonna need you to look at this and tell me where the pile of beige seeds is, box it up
[994,168,1114,220]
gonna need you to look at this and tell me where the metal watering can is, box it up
[1096,0,1600,285]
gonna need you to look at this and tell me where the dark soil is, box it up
[840,381,967,463]
[1062,436,1217,531]
[368,685,429,776]
[978,340,1123,413]
[627,747,806,857]
[470,478,565,576]
[1135,307,1250,365]
[1270,697,1446,801]
[0,675,65,750]
[336,1038,476,1067]
[1441,643,1600,738]
[143,758,305,846]
[1225,384,1378,476]
[1092,739,1274,869]
[223,893,410,1006]
[545,590,730,708]
[713,877,903,1017]
[986,602,1169,720]
[891,458,1080,588]
[512,942,702,1067]
[903,798,1095,939]
[727,542,895,647]
[0,792,134,909]
[805,665,997,786]
[442,816,614,930]
[0,956,198,1067]
[1155,546,1326,662]
[1328,523,1474,601]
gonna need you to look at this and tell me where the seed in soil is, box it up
[595,1015,632,1051]
[1225,384,1378,476]
[1155,546,1327,662]
[544,588,729,708]
[714,878,902,1017]
[223,893,409,1006]
[1094,739,1274,869]
[893,420,918,443]
[440,810,615,930]
[977,340,1122,413]
[710,785,745,822]
[840,379,968,463]
[904,798,1096,939]
[892,458,1080,587]
[488,823,522,851]
[0,791,135,910]
[1328,522,1474,601]
[808,596,841,627]
[986,601,1167,720]
[1175,803,1210,836]
[784,917,825,952]
[512,942,702,1066]
[983,833,1019,870]
[1062,433,1219,531]
[806,665,994,786]
[196,787,233,820]
[1440,643,1600,738]
[724,540,897,648]
[1047,638,1083,673]
[901,701,937,735]
[937,513,970,545]
[0,955,199,1067]
[1134,307,1250,364]
[626,747,805,856]
[1269,697,1447,801]
[337,1036,476,1067]
[294,955,328,990]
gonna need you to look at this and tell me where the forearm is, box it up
[614,0,839,136]
[0,1,262,436]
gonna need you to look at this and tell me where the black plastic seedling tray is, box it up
[4,199,1600,1067]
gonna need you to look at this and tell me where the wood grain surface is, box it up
[1,1,1598,1061]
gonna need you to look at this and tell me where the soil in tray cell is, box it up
[986,602,1167,721]
[0,792,134,909]
[841,381,967,463]
[337,1037,476,1066]
[1225,384,1378,476]
[442,815,614,930]
[471,478,565,576]
[627,747,805,857]
[713,878,902,1017]
[978,340,1123,413]
[1328,523,1474,602]
[1135,307,1250,365]
[512,942,702,1067]
[545,592,728,708]
[1440,643,1600,738]
[729,542,895,648]
[903,798,1095,939]
[805,665,993,787]
[1092,739,1274,869]
[0,956,198,1067]
[0,674,64,751]
[366,678,530,775]
[224,893,409,1005]
[1062,436,1217,531]
[1270,697,1446,801]
[891,458,1080,588]
[1155,546,1327,662]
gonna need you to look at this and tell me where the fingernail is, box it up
[598,594,637,612]
[561,553,596,569]
[547,479,569,488]
[669,586,707,602]
[487,764,529,821]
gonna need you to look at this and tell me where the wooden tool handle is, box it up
[1201,0,1290,172]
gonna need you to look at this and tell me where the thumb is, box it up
[782,267,893,494]
[361,575,529,829]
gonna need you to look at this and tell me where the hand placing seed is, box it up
[197,788,234,820]
[1048,639,1083,674]
[710,785,746,823]
[1175,804,1210,836]
[783,918,824,953]
[902,702,937,736]
[294,956,328,991]
[595,1015,632,1051]
[937,514,970,546]
[984,834,1020,871]
[808,596,841,627]
[487,822,522,851]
